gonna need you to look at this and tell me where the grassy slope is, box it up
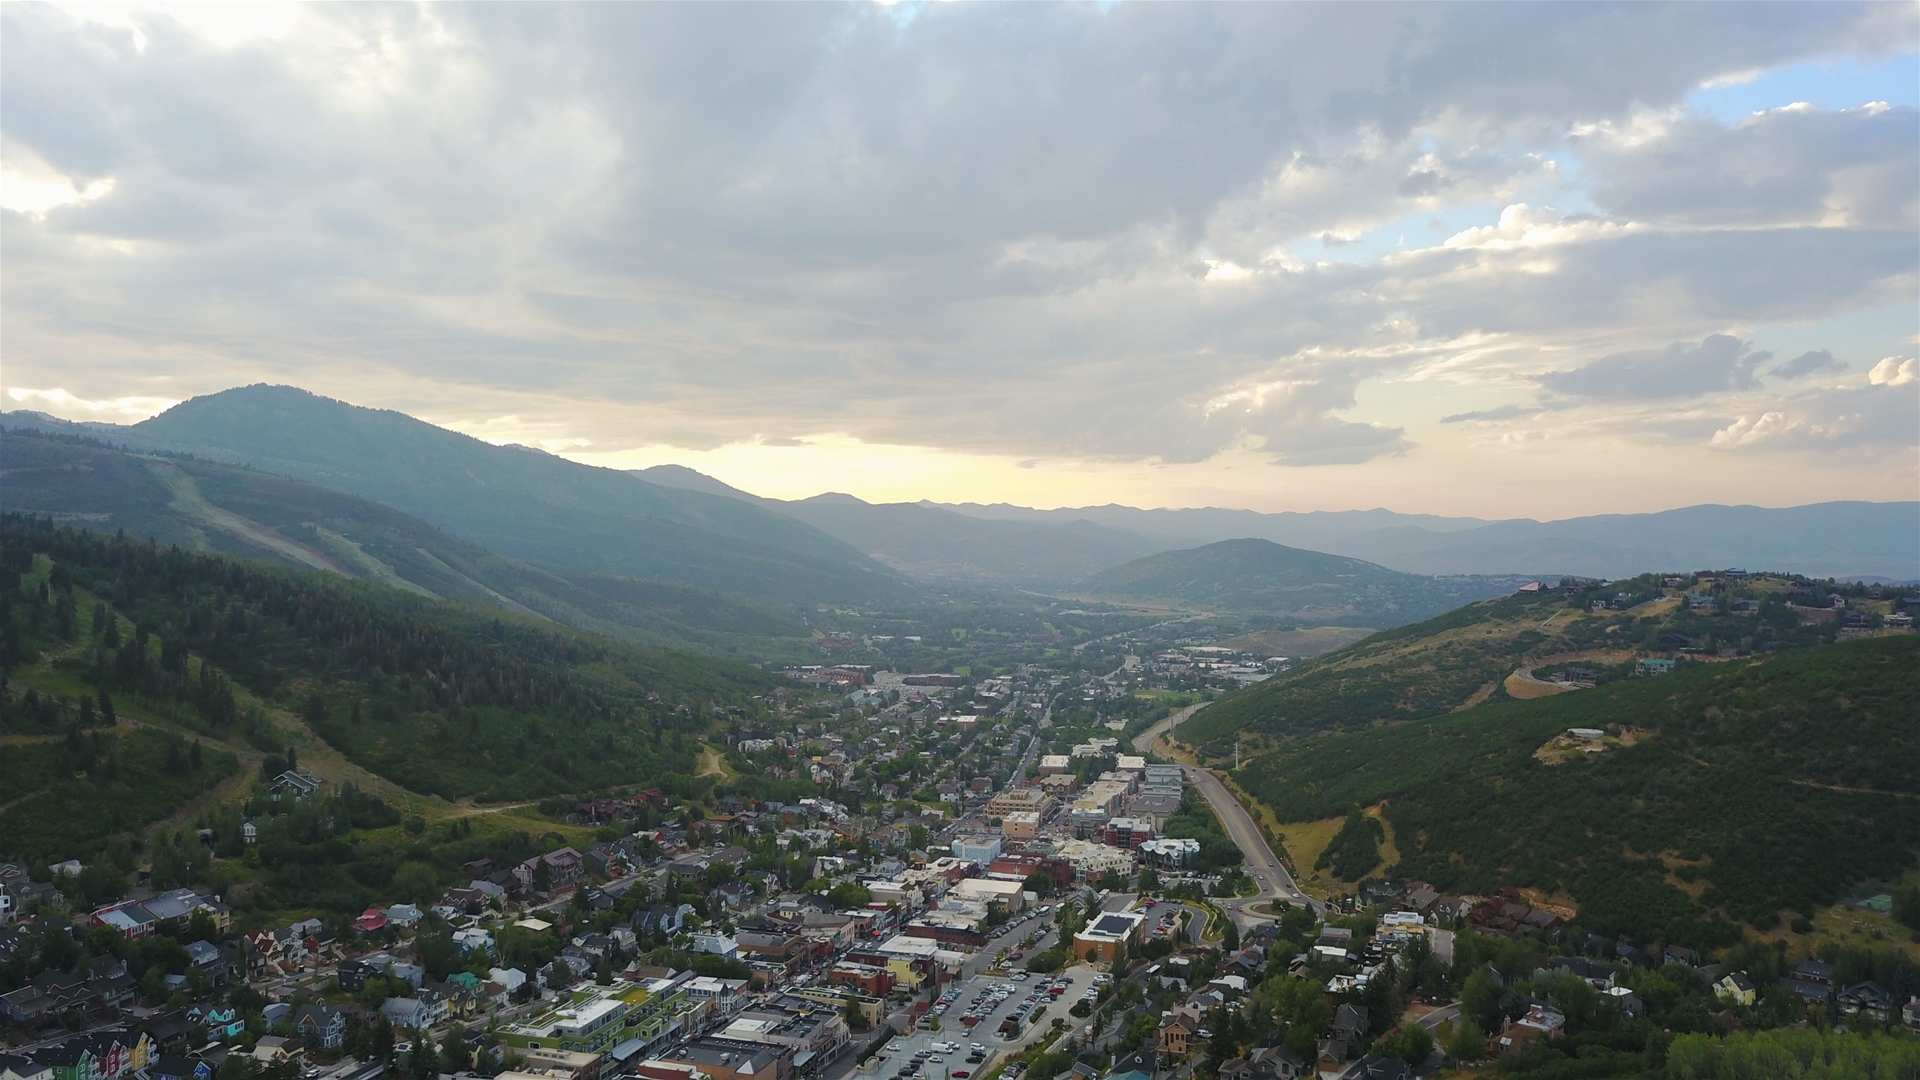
[1235,636,1920,940]
[1182,575,1849,754]
[1076,537,1523,627]
[0,428,816,659]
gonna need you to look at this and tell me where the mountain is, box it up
[0,513,782,861]
[935,502,1490,550]
[0,427,813,658]
[1232,636,1920,941]
[1177,569,1883,752]
[638,466,1172,585]
[4,386,908,607]
[1075,537,1527,626]
[1332,501,1920,580]
[938,500,1920,581]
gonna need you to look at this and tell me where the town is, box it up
[6,642,1916,1080]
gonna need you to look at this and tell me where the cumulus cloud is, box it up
[1868,356,1918,386]
[1539,335,1768,400]
[1709,376,1919,452]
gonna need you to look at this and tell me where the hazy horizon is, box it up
[5,3,1917,519]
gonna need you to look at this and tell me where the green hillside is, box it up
[0,427,813,658]
[1179,572,1854,752]
[1236,636,1920,943]
[6,385,910,606]
[1076,537,1523,626]
[0,514,784,861]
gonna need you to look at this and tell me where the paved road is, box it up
[1129,702,1206,754]
[1183,764,1322,922]
[1134,703,1323,922]
[1416,1003,1461,1031]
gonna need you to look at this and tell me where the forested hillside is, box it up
[1076,537,1525,626]
[0,427,814,658]
[1181,573,1859,753]
[4,388,911,606]
[0,515,782,860]
[1237,637,1920,943]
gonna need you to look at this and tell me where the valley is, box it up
[2,391,1917,1080]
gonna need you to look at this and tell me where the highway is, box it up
[1133,703,1323,921]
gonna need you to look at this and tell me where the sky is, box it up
[3,2,1917,520]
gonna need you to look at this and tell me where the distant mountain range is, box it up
[10,387,1912,609]
[4,386,907,607]
[636,467,1167,585]
[644,464,1918,584]
[1074,537,1528,625]
[0,428,813,657]
[930,500,1920,581]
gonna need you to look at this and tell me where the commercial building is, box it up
[986,789,1052,819]
[654,1039,790,1080]
[1000,812,1040,840]
[1073,911,1147,964]
[951,836,1003,864]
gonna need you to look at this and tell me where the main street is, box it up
[1133,704,1323,921]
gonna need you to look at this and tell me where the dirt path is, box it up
[695,747,730,778]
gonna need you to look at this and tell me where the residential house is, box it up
[380,996,444,1030]
[1490,1004,1565,1056]
[1713,972,1757,1007]
[1156,1010,1201,1057]
[1352,1056,1411,1080]
[1,1054,55,1080]
[1837,982,1896,1025]
[1219,1045,1306,1080]
[1545,957,1617,990]
[147,1058,210,1080]
[292,1004,346,1050]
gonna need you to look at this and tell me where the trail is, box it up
[150,462,354,575]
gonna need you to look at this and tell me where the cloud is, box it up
[1767,349,1844,380]
[1708,376,1919,452]
[1538,335,1770,400]
[1440,402,1564,424]
[1868,356,1918,386]
[0,0,1914,489]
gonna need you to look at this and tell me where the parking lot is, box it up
[863,966,1104,1080]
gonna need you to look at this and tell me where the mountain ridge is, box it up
[5,388,910,607]
[0,427,816,658]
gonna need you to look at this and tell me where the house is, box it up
[1837,981,1896,1025]
[1331,1004,1369,1043]
[384,904,425,928]
[514,848,585,893]
[1546,956,1617,990]
[337,959,380,993]
[148,1057,210,1080]
[1352,1056,1411,1080]
[1,1054,55,1080]
[352,908,388,934]
[250,1037,296,1065]
[1793,959,1834,986]
[379,996,443,1029]
[635,904,695,937]
[1713,972,1757,1007]
[1156,1010,1201,1057]
[1219,1045,1306,1080]
[292,1004,346,1050]
[1491,1004,1565,1056]
[267,771,323,801]
[1315,1039,1350,1074]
